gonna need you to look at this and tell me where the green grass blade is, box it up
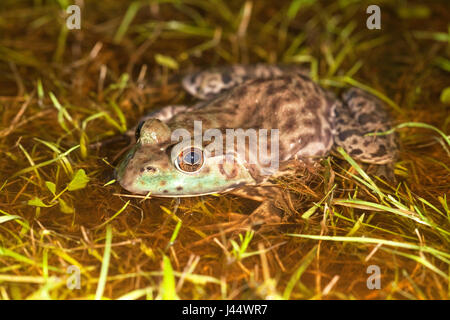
[95,225,113,300]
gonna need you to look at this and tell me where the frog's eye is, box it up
[175,147,204,173]
[135,121,145,140]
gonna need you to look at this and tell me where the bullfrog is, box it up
[115,64,397,222]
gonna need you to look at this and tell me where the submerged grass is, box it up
[0,0,449,299]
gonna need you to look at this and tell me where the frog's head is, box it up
[115,118,256,196]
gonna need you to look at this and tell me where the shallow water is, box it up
[0,0,448,300]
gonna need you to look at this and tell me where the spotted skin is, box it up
[333,88,397,164]
[182,64,309,100]
[116,65,397,201]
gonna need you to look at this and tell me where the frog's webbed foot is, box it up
[229,185,292,228]
[367,162,396,183]
[241,200,284,227]
[334,88,398,178]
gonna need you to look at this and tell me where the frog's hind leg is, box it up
[334,88,398,165]
[182,64,309,100]
[137,104,189,123]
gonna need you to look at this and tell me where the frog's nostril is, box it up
[141,166,157,173]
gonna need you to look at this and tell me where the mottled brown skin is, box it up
[116,64,397,223]
[333,88,397,164]
[173,74,335,168]
[180,64,396,165]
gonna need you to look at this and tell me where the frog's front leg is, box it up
[229,185,289,226]
[334,88,398,165]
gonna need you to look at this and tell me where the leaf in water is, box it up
[287,0,315,21]
[49,92,72,132]
[59,198,74,214]
[95,225,112,300]
[27,198,55,207]
[37,78,44,100]
[180,273,221,285]
[45,181,56,196]
[108,100,127,132]
[413,31,450,42]
[67,169,90,191]
[113,1,142,44]
[397,5,430,19]
[434,57,450,73]
[0,215,22,224]
[103,179,116,187]
[0,180,6,192]
[160,255,179,300]
[155,54,179,70]
[302,204,318,219]
[107,73,129,91]
[440,87,450,104]
[283,245,317,299]
[79,131,88,159]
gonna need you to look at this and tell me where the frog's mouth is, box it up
[143,181,250,198]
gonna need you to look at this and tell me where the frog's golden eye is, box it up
[175,147,204,173]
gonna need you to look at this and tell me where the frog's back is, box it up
[168,74,335,165]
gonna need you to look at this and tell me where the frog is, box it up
[114,64,397,224]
